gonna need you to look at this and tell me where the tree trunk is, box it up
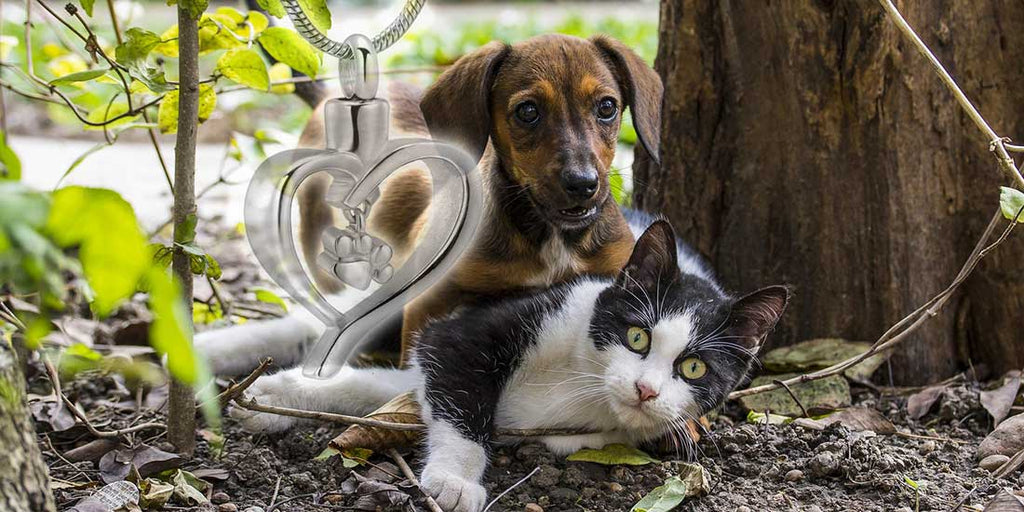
[638,0,1024,385]
[0,344,57,512]
[167,4,200,454]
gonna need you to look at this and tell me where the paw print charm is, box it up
[317,226,394,290]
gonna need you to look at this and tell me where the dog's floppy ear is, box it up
[590,35,663,165]
[420,41,510,162]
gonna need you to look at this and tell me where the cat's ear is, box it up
[726,285,790,352]
[617,220,678,290]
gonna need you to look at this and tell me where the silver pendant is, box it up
[243,34,482,377]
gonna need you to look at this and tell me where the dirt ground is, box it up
[31,222,1024,512]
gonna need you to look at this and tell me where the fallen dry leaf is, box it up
[792,407,896,434]
[980,371,1021,427]
[906,385,946,420]
[328,392,422,453]
[98,444,183,484]
[984,488,1024,511]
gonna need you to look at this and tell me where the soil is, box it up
[29,221,1024,512]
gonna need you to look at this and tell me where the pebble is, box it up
[977,414,1024,459]
[581,487,597,499]
[525,504,544,512]
[979,454,1010,472]
[604,482,624,493]
[736,507,752,512]
[808,452,840,478]
[218,505,238,512]
[242,507,264,512]
[805,506,823,512]
[493,455,512,467]
[918,440,938,455]
[532,465,563,488]
[211,492,230,504]
[784,469,804,482]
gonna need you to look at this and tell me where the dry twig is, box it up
[387,448,444,512]
[211,358,273,408]
[44,360,166,438]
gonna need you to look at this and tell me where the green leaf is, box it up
[115,28,173,93]
[79,0,94,16]
[46,187,151,316]
[296,0,330,33]
[174,212,198,245]
[48,68,108,86]
[746,410,792,425]
[630,475,688,512]
[199,84,216,122]
[252,287,288,312]
[158,85,216,134]
[315,446,340,461]
[216,47,269,91]
[903,475,919,490]
[178,0,209,19]
[258,27,321,79]
[158,91,179,134]
[999,186,1024,223]
[268,62,295,94]
[0,132,21,181]
[204,254,221,279]
[566,444,659,466]
[256,0,285,18]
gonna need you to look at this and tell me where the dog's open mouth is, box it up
[555,206,598,227]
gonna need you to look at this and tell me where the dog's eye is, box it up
[596,97,618,121]
[514,101,540,125]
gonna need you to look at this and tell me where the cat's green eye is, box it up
[626,326,650,352]
[679,357,707,379]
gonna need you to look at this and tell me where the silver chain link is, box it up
[280,0,425,60]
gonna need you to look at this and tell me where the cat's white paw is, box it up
[228,371,300,433]
[421,464,487,512]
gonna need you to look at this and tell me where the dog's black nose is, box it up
[561,168,599,200]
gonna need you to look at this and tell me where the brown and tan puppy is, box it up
[297,34,663,364]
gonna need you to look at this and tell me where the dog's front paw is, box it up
[421,464,487,512]
[228,371,301,433]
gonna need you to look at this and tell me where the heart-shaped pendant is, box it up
[244,35,482,378]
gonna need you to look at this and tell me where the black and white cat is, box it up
[225,217,788,512]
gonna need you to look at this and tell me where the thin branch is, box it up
[731,207,1018,400]
[44,359,166,438]
[209,358,272,408]
[388,448,444,512]
[772,379,808,418]
[876,0,1024,188]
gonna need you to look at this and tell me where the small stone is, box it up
[532,465,562,488]
[808,452,840,478]
[736,507,752,512]
[979,454,1010,472]
[211,492,230,504]
[581,487,597,499]
[243,508,264,512]
[805,506,823,512]
[978,414,1024,459]
[605,482,624,493]
[218,504,238,512]
[784,469,804,482]
[493,455,512,467]
[918,440,937,455]
[324,494,344,504]
[525,504,544,512]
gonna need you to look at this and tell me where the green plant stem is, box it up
[166,3,200,456]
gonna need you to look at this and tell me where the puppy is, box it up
[199,35,663,417]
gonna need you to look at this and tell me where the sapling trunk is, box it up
[166,3,201,455]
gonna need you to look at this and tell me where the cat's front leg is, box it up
[420,420,489,512]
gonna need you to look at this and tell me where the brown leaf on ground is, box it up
[907,385,946,420]
[791,407,896,434]
[983,488,1024,511]
[980,371,1021,427]
[329,392,423,453]
[98,444,183,484]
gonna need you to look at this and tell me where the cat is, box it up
[229,217,788,512]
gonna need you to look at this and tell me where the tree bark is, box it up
[167,4,200,454]
[0,344,56,512]
[638,0,1024,385]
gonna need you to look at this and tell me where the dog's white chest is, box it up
[528,236,583,287]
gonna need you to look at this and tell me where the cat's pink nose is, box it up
[635,381,659,402]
